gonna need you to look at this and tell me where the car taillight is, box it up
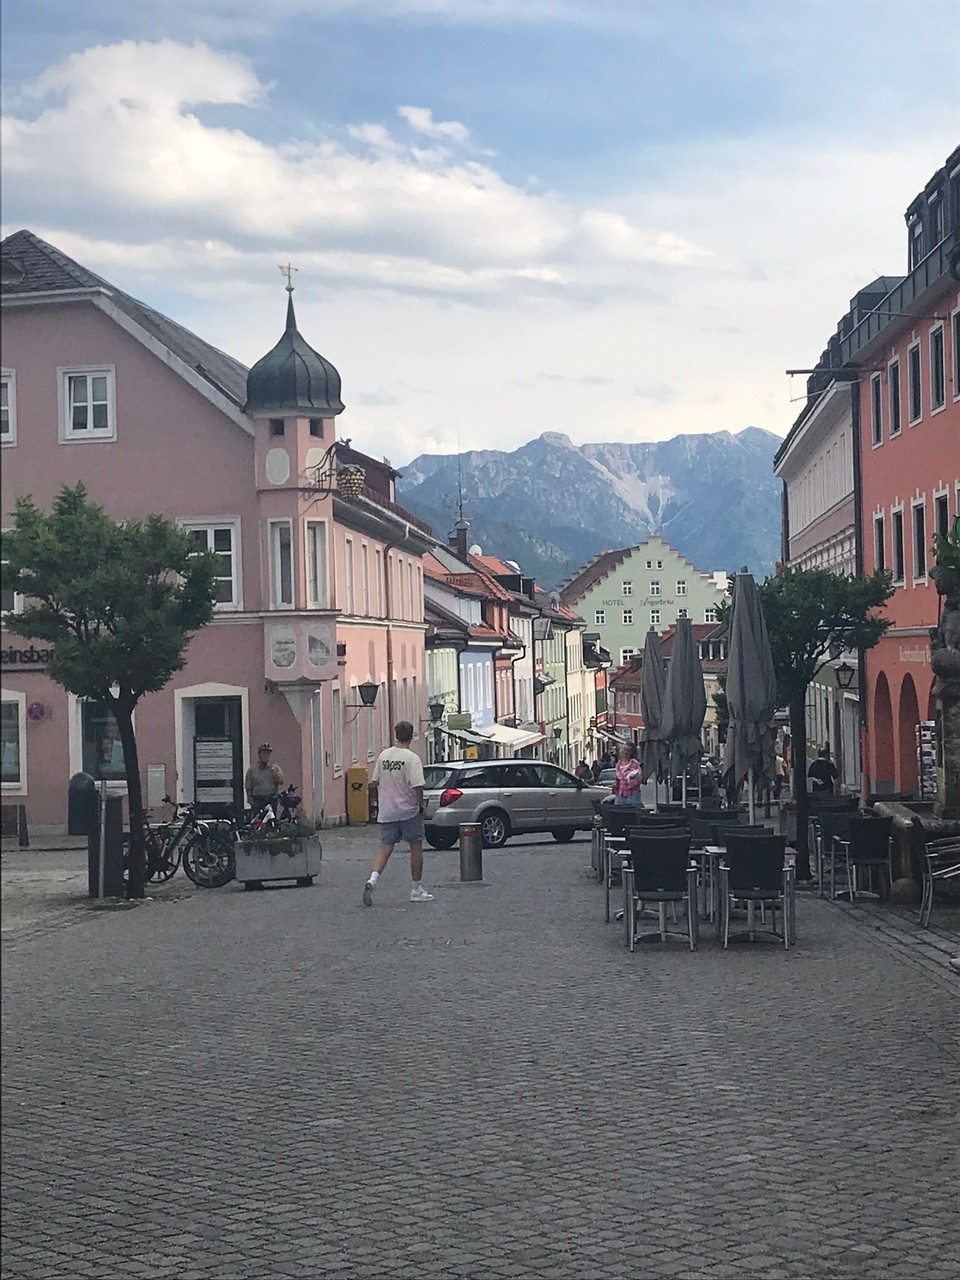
[439,788,463,807]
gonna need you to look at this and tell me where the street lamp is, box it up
[835,660,856,689]
[428,699,445,723]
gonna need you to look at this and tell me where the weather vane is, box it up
[278,262,298,293]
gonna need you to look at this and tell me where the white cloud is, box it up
[1,40,708,298]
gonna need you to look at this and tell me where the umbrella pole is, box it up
[682,772,687,808]
[748,766,755,824]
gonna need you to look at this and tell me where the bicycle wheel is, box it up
[146,827,181,883]
[182,830,236,889]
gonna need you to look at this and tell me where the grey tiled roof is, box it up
[1,230,249,406]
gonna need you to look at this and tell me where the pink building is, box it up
[1,231,431,831]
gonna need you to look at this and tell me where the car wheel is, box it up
[480,810,511,848]
[424,827,457,850]
[551,827,575,843]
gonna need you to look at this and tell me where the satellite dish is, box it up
[506,560,521,573]
[469,544,483,555]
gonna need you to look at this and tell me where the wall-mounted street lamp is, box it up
[429,699,446,723]
[344,679,380,724]
[835,660,856,690]
[553,726,563,739]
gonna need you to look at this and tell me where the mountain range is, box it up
[394,427,784,589]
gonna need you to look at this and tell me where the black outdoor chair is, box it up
[631,812,691,831]
[831,815,893,901]
[815,808,857,896]
[920,836,960,928]
[624,832,697,951]
[710,821,768,846]
[719,832,794,949]
[601,806,648,839]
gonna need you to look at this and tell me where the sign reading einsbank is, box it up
[0,645,52,668]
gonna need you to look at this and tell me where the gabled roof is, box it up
[659,621,725,654]
[1,230,249,407]
[559,548,631,605]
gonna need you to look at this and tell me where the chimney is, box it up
[630,654,643,672]
[451,518,469,562]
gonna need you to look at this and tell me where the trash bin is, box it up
[347,767,370,824]
[68,772,98,836]
[459,822,483,882]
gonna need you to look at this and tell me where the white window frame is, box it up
[933,490,950,541]
[911,497,928,584]
[304,519,329,609]
[594,609,605,625]
[929,323,946,413]
[676,580,686,596]
[645,560,652,569]
[622,581,633,596]
[870,373,883,446]
[1,689,26,793]
[951,305,960,403]
[375,549,384,617]
[907,341,922,425]
[650,581,661,597]
[179,517,243,611]
[704,607,718,624]
[891,504,905,584]
[873,511,886,575]
[650,608,661,627]
[656,560,663,569]
[619,647,636,666]
[888,357,902,437]
[68,692,133,792]
[58,365,117,443]
[343,538,355,614]
[269,519,294,609]
[677,607,688,618]
[622,609,633,625]
[361,543,370,616]
[331,684,343,775]
[1,369,16,446]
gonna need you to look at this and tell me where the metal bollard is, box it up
[459,823,483,882]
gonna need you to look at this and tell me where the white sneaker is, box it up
[410,885,434,902]
[362,879,375,907]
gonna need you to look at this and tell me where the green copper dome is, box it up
[244,295,344,416]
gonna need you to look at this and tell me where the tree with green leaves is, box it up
[758,566,894,880]
[1,485,218,898]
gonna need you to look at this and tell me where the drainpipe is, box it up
[382,519,412,733]
[850,374,871,808]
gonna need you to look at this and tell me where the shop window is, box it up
[1,697,24,787]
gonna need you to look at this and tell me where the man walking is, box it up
[363,721,434,905]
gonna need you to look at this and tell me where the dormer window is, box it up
[908,216,924,269]
[928,193,944,248]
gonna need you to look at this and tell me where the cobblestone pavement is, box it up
[2,829,958,1280]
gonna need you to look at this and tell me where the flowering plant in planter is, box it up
[236,819,321,889]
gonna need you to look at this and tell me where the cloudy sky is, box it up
[2,1,957,466]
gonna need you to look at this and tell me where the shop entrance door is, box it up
[193,697,243,816]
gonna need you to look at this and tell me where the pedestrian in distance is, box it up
[574,759,591,781]
[363,721,434,905]
[245,742,284,817]
[613,742,643,808]
[808,747,839,795]
[773,752,788,800]
[590,758,602,782]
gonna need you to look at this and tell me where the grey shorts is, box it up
[380,815,425,847]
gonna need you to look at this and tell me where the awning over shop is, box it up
[442,727,493,746]
[596,728,632,745]
[474,723,545,749]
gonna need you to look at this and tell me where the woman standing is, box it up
[613,743,643,808]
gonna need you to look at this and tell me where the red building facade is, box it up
[850,148,960,796]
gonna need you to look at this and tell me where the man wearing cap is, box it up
[245,742,284,815]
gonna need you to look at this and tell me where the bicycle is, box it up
[127,797,237,889]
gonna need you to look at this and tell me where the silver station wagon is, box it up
[422,759,608,849]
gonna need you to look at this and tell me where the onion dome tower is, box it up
[244,285,344,417]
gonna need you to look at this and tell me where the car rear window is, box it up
[423,767,454,790]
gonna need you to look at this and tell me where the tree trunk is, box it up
[113,695,145,900]
[789,695,812,881]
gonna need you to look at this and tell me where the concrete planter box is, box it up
[235,836,321,889]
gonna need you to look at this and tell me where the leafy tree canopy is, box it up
[1,484,218,708]
[758,566,894,706]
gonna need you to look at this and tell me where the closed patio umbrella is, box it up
[660,616,707,808]
[722,571,777,824]
[639,628,668,809]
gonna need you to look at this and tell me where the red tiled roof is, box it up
[659,621,725,655]
[559,548,630,605]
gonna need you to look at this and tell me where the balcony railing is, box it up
[839,230,957,366]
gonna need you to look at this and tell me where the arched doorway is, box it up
[873,673,894,793]
[897,674,920,796]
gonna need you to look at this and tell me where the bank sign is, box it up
[0,644,52,669]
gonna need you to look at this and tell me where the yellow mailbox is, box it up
[347,766,370,824]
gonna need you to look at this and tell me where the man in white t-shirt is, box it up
[362,721,434,905]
